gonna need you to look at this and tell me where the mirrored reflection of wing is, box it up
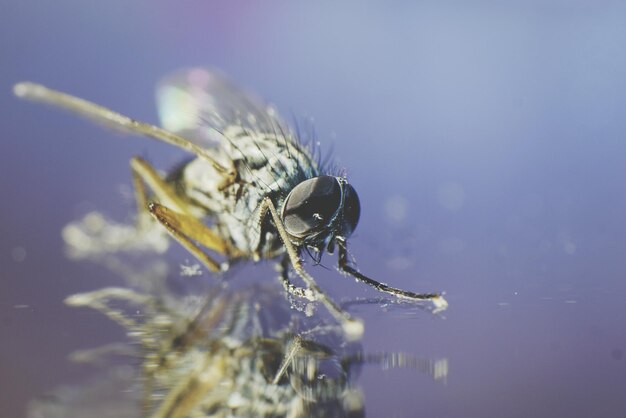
[156,68,291,149]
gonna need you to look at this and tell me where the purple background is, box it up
[2,1,626,417]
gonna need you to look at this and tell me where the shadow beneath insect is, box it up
[28,250,448,418]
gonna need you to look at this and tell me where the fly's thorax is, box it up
[175,125,327,259]
[281,176,361,252]
[221,129,320,257]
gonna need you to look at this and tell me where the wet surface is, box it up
[2,2,626,417]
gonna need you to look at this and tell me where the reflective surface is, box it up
[26,250,446,417]
[2,2,626,417]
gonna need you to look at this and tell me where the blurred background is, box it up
[2,1,626,417]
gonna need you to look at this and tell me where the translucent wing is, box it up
[156,68,292,149]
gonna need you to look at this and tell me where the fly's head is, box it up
[281,175,360,254]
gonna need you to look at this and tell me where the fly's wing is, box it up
[156,68,293,149]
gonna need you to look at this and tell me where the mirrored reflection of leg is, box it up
[151,354,226,418]
[148,202,230,273]
[343,352,449,383]
[272,335,302,385]
[258,197,364,340]
[336,238,448,309]
[143,294,230,416]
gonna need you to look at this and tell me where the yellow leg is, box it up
[129,157,234,272]
[14,82,234,179]
[130,157,191,219]
[149,202,239,272]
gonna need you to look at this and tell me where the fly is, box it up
[14,68,447,339]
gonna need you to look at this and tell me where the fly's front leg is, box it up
[130,157,237,273]
[336,238,448,310]
[277,255,315,301]
[258,197,364,340]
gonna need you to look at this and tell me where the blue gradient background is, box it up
[2,1,626,417]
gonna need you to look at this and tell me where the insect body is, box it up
[14,68,447,339]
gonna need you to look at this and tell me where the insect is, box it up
[14,68,447,338]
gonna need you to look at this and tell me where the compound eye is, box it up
[283,176,342,238]
[340,183,360,237]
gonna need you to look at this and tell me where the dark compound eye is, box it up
[340,183,360,237]
[282,176,342,238]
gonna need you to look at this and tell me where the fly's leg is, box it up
[149,203,235,273]
[130,157,192,229]
[336,238,448,310]
[258,197,364,340]
[13,82,236,182]
[150,353,226,418]
[277,255,315,301]
[130,157,237,272]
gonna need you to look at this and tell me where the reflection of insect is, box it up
[14,68,446,338]
[53,282,448,418]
